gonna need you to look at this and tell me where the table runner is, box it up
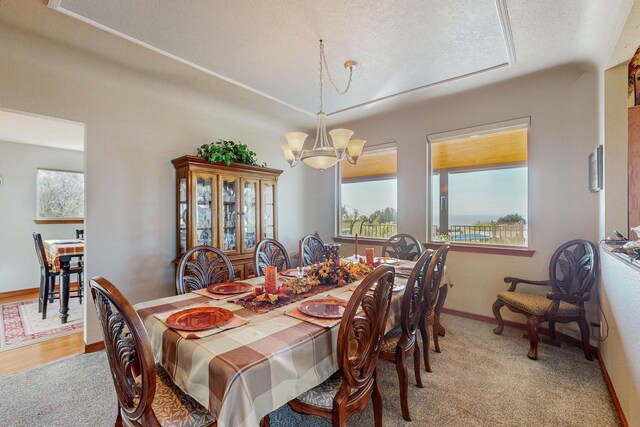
[43,240,83,272]
[134,261,436,427]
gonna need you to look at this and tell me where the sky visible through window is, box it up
[433,167,527,225]
[342,179,397,217]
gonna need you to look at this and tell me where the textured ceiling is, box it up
[0,109,84,151]
[50,0,512,116]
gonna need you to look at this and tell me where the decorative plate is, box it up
[298,298,348,319]
[371,282,406,293]
[280,267,310,277]
[375,257,401,265]
[166,307,234,331]
[207,282,253,295]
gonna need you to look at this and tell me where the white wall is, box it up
[0,140,84,292]
[309,64,602,339]
[0,7,313,344]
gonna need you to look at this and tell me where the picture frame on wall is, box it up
[589,145,603,192]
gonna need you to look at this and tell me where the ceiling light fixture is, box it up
[283,40,365,170]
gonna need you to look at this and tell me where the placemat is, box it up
[154,304,249,339]
[193,286,253,300]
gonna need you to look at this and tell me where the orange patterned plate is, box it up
[166,307,234,331]
[298,298,348,319]
[207,282,253,295]
[375,257,402,265]
[280,267,310,277]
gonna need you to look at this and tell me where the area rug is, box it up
[0,298,83,351]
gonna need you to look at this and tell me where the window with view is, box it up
[429,120,529,247]
[338,145,397,239]
[37,169,84,219]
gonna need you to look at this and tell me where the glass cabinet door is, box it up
[194,174,215,247]
[262,181,276,240]
[220,176,240,254]
[179,177,188,254]
[241,178,260,254]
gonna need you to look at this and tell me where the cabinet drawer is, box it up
[232,264,244,281]
[244,262,256,279]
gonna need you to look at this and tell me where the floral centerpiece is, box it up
[308,259,373,287]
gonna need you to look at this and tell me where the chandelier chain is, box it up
[318,40,354,111]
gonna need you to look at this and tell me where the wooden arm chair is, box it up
[90,277,216,427]
[176,245,234,295]
[419,243,450,373]
[33,232,83,319]
[285,265,396,427]
[301,233,327,266]
[492,239,598,360]
[379,250,433,421]
[381,233,424,261]
[253,239,291,277]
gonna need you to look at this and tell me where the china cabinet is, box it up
[172,155,282,279]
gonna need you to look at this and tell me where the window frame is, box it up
[35,167,85,223]
[427,117,531,250]
[335,142,398,241]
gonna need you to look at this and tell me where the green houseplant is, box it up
[197,139,266,167]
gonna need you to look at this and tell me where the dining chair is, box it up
[381,233,424,261]
[378,250,433,421]
[301,233,327,266]
[253,239,291,277]
[75,229,84,239]
[176,245,234,295]
[285,265,395,427]
[33,232,83,319]
[492,239,598,360]
[89,277,217,427]
[419,243,450,372]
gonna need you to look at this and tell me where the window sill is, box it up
[34,218,84,225]
[425,242,534,257]
[333,236,388,245]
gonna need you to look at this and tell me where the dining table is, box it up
[43,239,84,324]
[134,258,451,427]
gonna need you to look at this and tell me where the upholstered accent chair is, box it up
[301,233,327,266]
[90,277,216,427]
[33,232,83,319]
[176,245,234,295]
[419,243,450,373]
[379,250,433,421]
[381,233,424,261]
[492,239,599,360]
[284,265,396,426]
[253,239,291,277]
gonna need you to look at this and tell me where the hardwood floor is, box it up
[0,288,85,377]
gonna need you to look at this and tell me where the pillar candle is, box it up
[265,266,277,294]
[366,247,374,265]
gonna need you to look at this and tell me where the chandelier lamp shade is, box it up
[283,40,366,170]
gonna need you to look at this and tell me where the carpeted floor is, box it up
[0,314,619,426]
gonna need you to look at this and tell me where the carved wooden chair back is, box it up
[176,245,234,295]
[301,234,327,266]
[90,276,158,426]
[32,232,49,273]
[76,229,84,239]
[382,233,424,261]
[399,250,434,344]
[423,244,450,315]
[337,265,395,394]
[548,240,598,299]
[254,239,291,277]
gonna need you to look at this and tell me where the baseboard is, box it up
[0,282,80,300]
[440,307,598,355]
[84,341,105,353]
[597,349,629,427]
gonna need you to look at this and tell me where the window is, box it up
[338,145,397,239]
[37,169,84,219]
[429,119,529,247]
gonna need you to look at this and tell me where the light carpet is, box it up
[0,314,619,426]
[0,298,83,351]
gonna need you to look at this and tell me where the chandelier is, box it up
[282,40,366,170]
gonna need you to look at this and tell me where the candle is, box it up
[265,266,277,294]
[299,239,303,268]
[355,234,359,259]
[366,247,374,265]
